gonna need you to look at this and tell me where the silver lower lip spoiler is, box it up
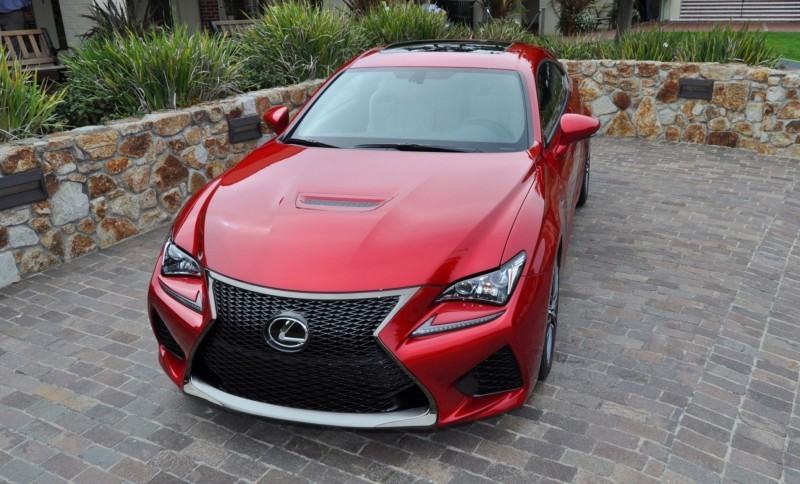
[184,378,438,429]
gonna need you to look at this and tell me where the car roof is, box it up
[348,40,553,72]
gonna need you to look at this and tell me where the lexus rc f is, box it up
[147,40,600,428]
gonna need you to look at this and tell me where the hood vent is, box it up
[304,199,380,209]
[296,193,391,212]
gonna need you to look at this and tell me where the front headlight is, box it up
[161,239,201,277]
[436,252,526,305]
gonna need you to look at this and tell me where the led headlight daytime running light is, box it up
[412,311,505,337]
[161,239,201,277]
[436,252,526,305]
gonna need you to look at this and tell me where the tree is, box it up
[616,0,634,40]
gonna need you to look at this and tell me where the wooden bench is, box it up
[1,28,64,86]
[595,16,613,31]
[209,20,255,36]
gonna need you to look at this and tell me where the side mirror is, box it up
[263,106,289,134]
[556,113,600,155]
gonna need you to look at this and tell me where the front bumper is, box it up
[148,262,549,428]
[184,378,437,428]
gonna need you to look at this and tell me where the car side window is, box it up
[537,61,568,146]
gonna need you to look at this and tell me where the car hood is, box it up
[196,141,536,292]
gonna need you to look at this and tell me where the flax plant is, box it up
[676,25,777,66]
[360,1,456,47]
[471,20,538,44]
[81,0,162,39]
[59,27,241,126]
[530,24,777,66]
[0,51,64,143]
[238,1,364,90]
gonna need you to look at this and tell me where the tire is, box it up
[577,142,590,208]
[538,260,559,380]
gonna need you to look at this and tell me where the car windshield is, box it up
[287,67,529,153]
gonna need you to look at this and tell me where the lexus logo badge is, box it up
[266,313,309,352]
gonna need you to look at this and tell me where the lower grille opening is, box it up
[456,346,522,397]
[195,280,429,414]
[151,310,184,359]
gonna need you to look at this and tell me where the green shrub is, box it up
[574,11,594,33]
[344,0,382,17]
[536,24,777,66]
[472,20,538,43]
[614,30,679,61]
[0,52,64,143]
[360,2,453,47]
[238,1,363,90]
[59,27,241,127]
[675,24,777,66]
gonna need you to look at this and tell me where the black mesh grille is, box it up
[194,279,427,413]
[456,346,522,396]
[152,311,184,359]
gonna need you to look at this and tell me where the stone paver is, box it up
[1,137,799,483]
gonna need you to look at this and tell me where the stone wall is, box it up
[0,80,323,288]
[1,61,799,288]
[564,60,800,159]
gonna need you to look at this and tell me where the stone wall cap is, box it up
[71,125,117,136]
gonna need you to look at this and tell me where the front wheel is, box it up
[538,261,559,380]
[577,143,590,207]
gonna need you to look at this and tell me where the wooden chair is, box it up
[209,20,255,36]
[1,28,65,87]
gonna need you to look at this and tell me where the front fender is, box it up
[503,161,563,277]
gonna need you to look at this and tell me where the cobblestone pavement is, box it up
[1,137,799,484]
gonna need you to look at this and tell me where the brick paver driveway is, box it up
[1,138,799,484]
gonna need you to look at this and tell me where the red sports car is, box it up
[148,40,599,428]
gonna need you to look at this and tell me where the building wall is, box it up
[669,0,681,21]
[31,0,62,49]
[174,0,202,33]
[198,0,220,28]
[57,0,99,46]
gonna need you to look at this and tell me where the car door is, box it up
[536,60,579,240]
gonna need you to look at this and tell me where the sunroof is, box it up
[383,41,512,54]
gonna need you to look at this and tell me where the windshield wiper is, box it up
[355,143,480,153]
[283,137,340,149]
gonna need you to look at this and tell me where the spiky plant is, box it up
[81,0,169,39]
[238,1,365,89]
[0,51,64,142]
[360,1,454,47]
[59,27,241,126]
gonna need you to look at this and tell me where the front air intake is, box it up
[151,310,184,359]
[456,346,523,397]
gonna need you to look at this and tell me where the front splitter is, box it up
[184,378,438,429]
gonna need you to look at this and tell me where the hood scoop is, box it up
[296,193,392,212]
